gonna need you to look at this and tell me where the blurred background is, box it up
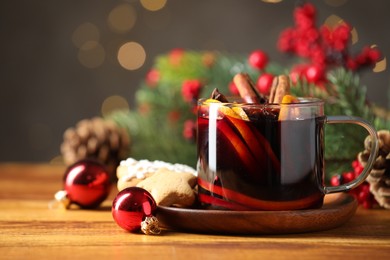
[0,0,389,163]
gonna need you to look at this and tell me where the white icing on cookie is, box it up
[118,157,197,181]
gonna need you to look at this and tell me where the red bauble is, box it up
[63,160,111,209]
[256,73,274,95]
[112,187,157,233]
[248,50,269,70]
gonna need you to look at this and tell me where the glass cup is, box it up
[196,98,379,211]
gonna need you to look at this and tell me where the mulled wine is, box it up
[197,100,326,211]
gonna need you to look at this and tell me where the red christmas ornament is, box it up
[248,50,269,70]
[112,187,160,235]
[53,160,111,209]
[256,73,274,95]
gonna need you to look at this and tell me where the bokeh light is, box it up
[78,41,106,68]
[108,3,137,33]
[261,0,283,3]
[101,95,130,117]
[324,14,343,28]
[324,0,348,7]
[140,0,167,11]
[371,45,387,73]
[72,22,100,48]
[324,14,358,45]
[373,57,386,73]
[117,41,146,70]
[350,27,358,45]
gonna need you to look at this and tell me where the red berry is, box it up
[354,165,364,176]
[342,172,355,183]
[289,64,308,84]
[351,159,360,169]
[248,50,269,70]
[305,64,324,83]
[183,120,196,141]
[358,189,369,203]
[330,175,341,186]
[256,73,274,95]
[367,48,381,62]
[181,79,203,102]
[344,55,355,70]
[145,69,159,87]
[169,48,184,66]
[229,81,239,96]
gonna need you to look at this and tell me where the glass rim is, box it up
[198,97,324,107]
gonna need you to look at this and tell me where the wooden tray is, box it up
[156,193,357,235]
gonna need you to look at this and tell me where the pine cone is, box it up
[358,130,390,209]
[60,117,130,179]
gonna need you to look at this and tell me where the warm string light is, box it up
[70,1,158,139]
[108,3,137,33]
[117,41,146,71]
[140,0,167,11]
[261,0,283,3]
[72,22,100,48]
[72,1,170,70]
[101,95,130,117]
[373,57,386,73]
[78,41,105,68]
[371,45,387,73]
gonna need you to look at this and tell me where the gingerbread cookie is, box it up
[136,168,197,207]
[116,158,197,191]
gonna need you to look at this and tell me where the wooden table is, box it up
[1,163,389,259]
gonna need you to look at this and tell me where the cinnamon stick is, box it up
[233,73,266,104]
[269,75,290,104]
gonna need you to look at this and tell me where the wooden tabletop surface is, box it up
[1,163,389,259]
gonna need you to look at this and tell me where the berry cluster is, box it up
[330,160,377,209]
[240,3,382,96]
[277,2,381,85]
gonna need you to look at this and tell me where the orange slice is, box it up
[279,95,299,121]
[203,99,248,120]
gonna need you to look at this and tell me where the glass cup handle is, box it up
[324,116,379,194]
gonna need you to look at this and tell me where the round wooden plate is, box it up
[156,193,358,235]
